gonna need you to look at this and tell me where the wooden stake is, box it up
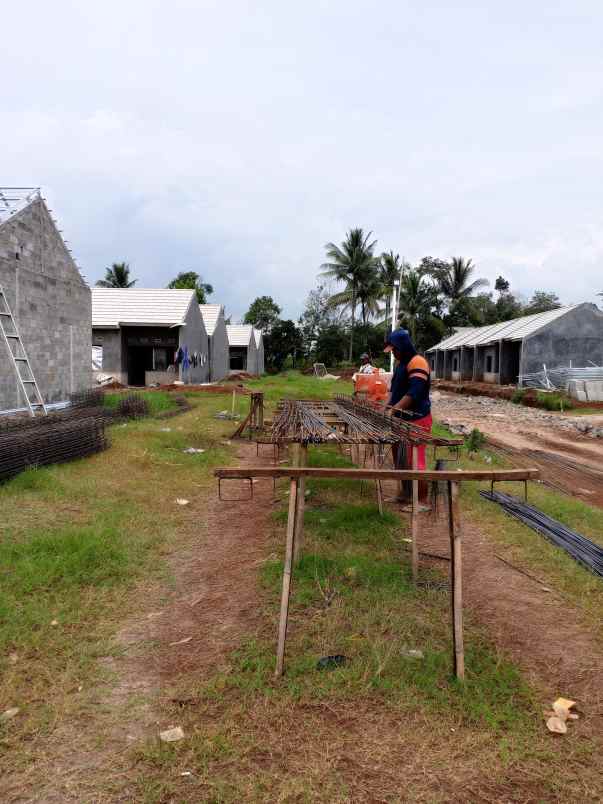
[447,480,465,680]
[294,444,307,563]
[411,446,419,582]
[374,446,384,515]
[276,477,299,677]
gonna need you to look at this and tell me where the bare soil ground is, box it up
[433,391,603,505]
[413,504,603,741]
[1,440,274,803]
[3,434,601,801]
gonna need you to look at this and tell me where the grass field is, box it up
[0,373,601,802]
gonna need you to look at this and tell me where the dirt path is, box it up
[433,390,603,505]
[2,441,274,803]
[415,506,603,740]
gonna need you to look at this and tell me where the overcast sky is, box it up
[3,1,602,320]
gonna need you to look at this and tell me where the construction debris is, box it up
[159,726,185,742]
[545,698,578,734]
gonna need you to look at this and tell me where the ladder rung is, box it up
[14,357,28,361]
[22,379,36,383]
[0,312,12,316]
[5,334,20,338]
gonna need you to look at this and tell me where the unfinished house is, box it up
[254,328,265,375]
[428,304,603,385]
[200,304,229,381]
[226,324,259,374]
[92,288,209,385]
[0,188,91,412]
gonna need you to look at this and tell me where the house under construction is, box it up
[427,304,603,385]
[0,188,91,412]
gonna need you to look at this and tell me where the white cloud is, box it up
[1,0,602,319]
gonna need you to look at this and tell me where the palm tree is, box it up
[321,228,379,361]
[432,257,488,307]
[96,262,136,288]
[397,270,434,344]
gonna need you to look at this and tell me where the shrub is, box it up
[465,428,486,452]
[535,392,574,412]
[511,388,526,404]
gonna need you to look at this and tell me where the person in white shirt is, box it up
[357,353,375,374]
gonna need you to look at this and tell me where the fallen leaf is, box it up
[50,619,58,626]
[553,704,570,721]
[1,708,20,722]
[553,697,576,711]
[546,716,567,734]
[159,726,185,742]
[169,637,193,647]
[176,498,189,506]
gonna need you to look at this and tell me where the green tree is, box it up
[299,284,339,359]
[96,261,136,288]
[494,275,510,294]
[243,296,282,332]
[264,319,303,372]
[435,257,489,306]
[167,271,213,304]
[397,270,434,345]
[525,291,562,314]
[495,291,524,321]
[314,323,348,366]
[321,228,380,361]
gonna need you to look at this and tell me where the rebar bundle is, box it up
[334,395,461,447]
[272,400,348,444]
[0,415,110,482]
[480,490,603,578]
[270,397,462,448]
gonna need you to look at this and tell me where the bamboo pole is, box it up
[411,446,419,582]
[276,477,299,677]
[447,480,465,680]
[374,446,384,516]
[215,467,540,482]
[293,444,307,563]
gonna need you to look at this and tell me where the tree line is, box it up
[95,235,579,373]
[242,228,565,370]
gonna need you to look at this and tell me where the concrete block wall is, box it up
[0,198,91,410]
[208,315,229,382]
[179,300,209,383]
[521,304,603,376]
[92,329,124,383]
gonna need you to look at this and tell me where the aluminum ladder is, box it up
[0,285,47,416]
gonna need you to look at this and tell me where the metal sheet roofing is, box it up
[253,328,263,348]
[92,288,194,328]
[199,304,224,336]
[227,325,254,347]
[427,305,581,351]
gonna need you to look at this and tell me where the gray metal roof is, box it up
[199,304,224,336]
[92,288,195,328]
[227,324,254,347]
[427,305,582,351]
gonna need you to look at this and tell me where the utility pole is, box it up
[389,256,405,373]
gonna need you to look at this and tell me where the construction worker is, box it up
[357,353,375,374]
[384,329,432,504]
